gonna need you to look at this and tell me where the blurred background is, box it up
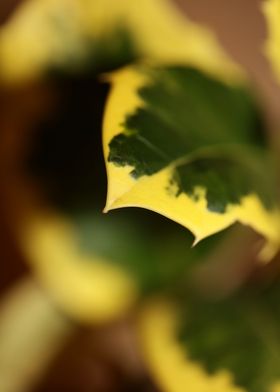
[0,0,280,391]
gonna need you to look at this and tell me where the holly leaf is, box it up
[139,301,244,392]
[178,284,280,392]
[263,0,280,84]
[20,212,138,324]
[103,65,280,250]
[0,0,241,83]
[139,281,280,392]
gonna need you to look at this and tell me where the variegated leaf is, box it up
[103,65,280,251]
[139,288,280,392]
[20,212,137,323]
[0,0,241,84]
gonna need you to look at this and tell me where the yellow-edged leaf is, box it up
[19,212,137,324]
[138,297,280,392]
[138,300,244,392]
[0,0,242,84]
[103,65,280,252]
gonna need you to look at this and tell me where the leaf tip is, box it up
[192,236,203,247]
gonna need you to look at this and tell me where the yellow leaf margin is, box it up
[103,67,280,254]
[0,0,242,84]
[19,213,138,324]
[138,300,245,392]
[138,300,280,392]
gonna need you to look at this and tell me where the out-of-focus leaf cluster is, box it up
[0,0,280,391]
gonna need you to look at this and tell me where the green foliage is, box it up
[179,281,280,392]
[68,209,194,294]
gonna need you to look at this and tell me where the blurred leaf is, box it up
[138,300,244,392]
[70,210,198,294]
[264,0,280,84]
[103,65,280,251]
[178,282,280,392]
[0,0,242,84]
[20,213,138,324]
[19,207,197,323]
[19,202,237,323]
[139,284,280,392]
[0,279,73,392]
